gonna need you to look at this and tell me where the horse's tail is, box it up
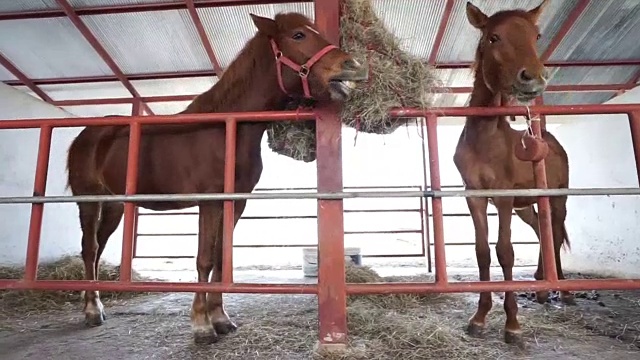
[66,121,123,195]
[562,223,571,252]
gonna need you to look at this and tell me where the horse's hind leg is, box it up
[191,202,219,344]
[550,196,575,305]
[78,201,106,326]
[514,206,548,304]
[206,200,246,335]
[95,202,124,278]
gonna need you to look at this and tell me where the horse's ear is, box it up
[466,2,488,29]
[249,13,278,37]
[527,0,548,24]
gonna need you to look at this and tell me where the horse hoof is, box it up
[84,311,106,327]
[535,291,549,304]
[193,327,218,344]
[504,330,525,349]
[466,322,485,338]
[562,293,577,306]
[214,320,238,335]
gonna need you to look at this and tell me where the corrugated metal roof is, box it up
[548,65,639,86]
[148,101,192,115]
[198,2,314,68]
[549,0,640,61]
[0,18,114,78]
[433,68,474,87]
[432,93,470,107]
[39,81,132,100]
[131,76,217,97]
[11,85,39,99]
[0,0,59,12]
[62,103,132,117]
[0,65,17,81]
[436,0,580,63]
[80,9,212,73]
[543,91,614,106]
[371,0,445,58]
[69,0,177,7]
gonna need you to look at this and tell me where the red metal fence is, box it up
[1,104,640,347]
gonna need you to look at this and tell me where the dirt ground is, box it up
[1,268,639,360]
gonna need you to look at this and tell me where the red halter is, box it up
[270,38,338,98]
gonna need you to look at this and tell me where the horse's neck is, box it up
[462,69,509,142]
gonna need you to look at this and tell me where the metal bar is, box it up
[131,101,143,259]
[132,252,425,257]
[0,0,308,21]
[541,0,589,61]
[0,280,317,294]
[185,0,223,75]
[419,118,432,273]
[23,125,53,281]
[136,228,422,237]
[4,187,640,205]
[3,277,640,295]
[425,114,447,284]
[137,208,422,217]
[427,0,454,65]
[119,120,141,281]
[0,53,53,103]
[4,103,640,131]
[222,118,237,283]
[4,70,217,86]
[529,110,558,282]
[54,0,155,115]
[46,84,632,107]
[628,111,640,185]
[346,278,640,295]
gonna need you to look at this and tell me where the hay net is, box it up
[266,0,442,161]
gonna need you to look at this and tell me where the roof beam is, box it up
[185,0,223,75]
[427,0,454,65]
[0,0,305,21]
[54,0,155,115]
[0,52,53,103]
[541,0,589,61]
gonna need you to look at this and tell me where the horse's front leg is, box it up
[466,196,492,337]
[191,202,218,344]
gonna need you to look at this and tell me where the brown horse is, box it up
[66,12,367,344]
[453,0,574,346]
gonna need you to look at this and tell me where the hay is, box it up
[266,0,441,161]
[0,255,149,315]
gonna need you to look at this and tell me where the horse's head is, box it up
[467,0,549,103]
[250,12,368,102]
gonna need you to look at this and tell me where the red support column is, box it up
[418,118,432,273]
[131,101,143,259]
[425,114,448,283]
[222,118,237,284]
[530,112,558,282]
[24,125,53,281]
[627,111,640,184]
[119,119,141,281]
[314,0,348,351]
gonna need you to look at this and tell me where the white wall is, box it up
[0,83,123,266]
[551,87,640,278]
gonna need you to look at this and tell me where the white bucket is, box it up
[302,247,362,278]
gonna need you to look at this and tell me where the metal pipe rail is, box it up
[1,103,640,349]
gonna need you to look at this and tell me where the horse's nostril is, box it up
[518,68,534,83]
[343,59,359,70]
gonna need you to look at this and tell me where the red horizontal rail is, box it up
[4,60,638,88]
[2,278,639,294]
[2,104,640,130]
[45,83,632,107]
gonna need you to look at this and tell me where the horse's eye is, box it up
[292,32,305,40]
[537,33,541,40]
[489,34,500,44]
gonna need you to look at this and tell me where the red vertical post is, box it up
[222,118,237,284]
[627,111,640,184]
[119,118,141,282]
[419,118,432,273]
[530,112,558,282]
[425,114,448,284]
[314,0,347,350]
[131,101,142,259]
[24,125,53,281]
